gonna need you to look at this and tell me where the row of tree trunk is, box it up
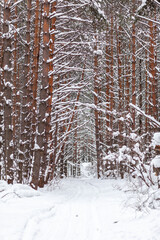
[0,0,159,188]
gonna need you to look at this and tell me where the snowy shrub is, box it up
[103,151,118,178]
[124,177,160,212]
[44,175,61,191]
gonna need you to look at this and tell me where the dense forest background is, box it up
[0,0,160,189]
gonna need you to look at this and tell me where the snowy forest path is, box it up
[0,178,160,240]
[23,179,160,240]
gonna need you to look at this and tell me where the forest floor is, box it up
[0,177,160,240]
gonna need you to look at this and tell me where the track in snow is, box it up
[0,178,160,240]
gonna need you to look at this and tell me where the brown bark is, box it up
[132,21,136,131]
[106,29,110,146]
[12,2,21,182]
[31,0,42,159]
[124,54,131,148]
[46,75,59,183]
[110,14,114,130]
[3,1,13,183]
[31,0,50,189]
[59,124,65,178]
[47,0,57,179]
[145,50,148,133]
[139,58,142,135]
[149,20,157,120]
[73,120,77,177]
[125,55,130,113]
[98,85,103,173]
[20,0,32,181]
[94,32,100,179]
[117,25,123,144]
[0,4,3,179]
[13,2,17,155]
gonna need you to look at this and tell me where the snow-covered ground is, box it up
[0,178,160,240]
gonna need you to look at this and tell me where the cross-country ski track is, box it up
[0,178,160,240]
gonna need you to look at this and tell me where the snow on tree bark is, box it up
[31,0,50,189]
[3,1,13,184]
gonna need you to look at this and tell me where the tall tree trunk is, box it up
[48,79,59,182]
[117,25,123,144]
[105,28,110,150]
[0,3,4,179]
[124,54,131,147]
[12,1,21,182]
[13,1,17,164]
[20,0,32,182]
[139,58,142,136]
[46,0,57,182]
[31,0,50,189]
[31,0,42,162]
[93,31,100,179]
[149,20,157,121]
[110,14,114,131]
[73,120,77,177]
[125,55,130,113]
[145,49,148,133]
[3,1,13,184]
[131,4,136,131]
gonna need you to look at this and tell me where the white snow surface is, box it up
[151,155,160,168]
[0,178,160,240]
[152,132,160,147]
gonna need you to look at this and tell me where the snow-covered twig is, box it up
[130,103,160,127]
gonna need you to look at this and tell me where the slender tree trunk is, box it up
[117,25,123,144]
[31,0,50,189]
[31,0,42,161]
[139,58,142,136]
[59,124,65,178]
[20,0,32,182]
[3,1,13,184]
[131,2,136,131]
[12,2,21,182]
[149,20,157,120]
[125,55,130,113]
[124,55,131,148]
[46,0,57,182]
[98,86,103,173]
[46,75,59,182]
[106,28,110,150]
[73,120,77,177]
[110,14,114,131]
[145,50,148,133]
[0,4,3,179]
[93,31,100,179]
[13,1,17,162]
